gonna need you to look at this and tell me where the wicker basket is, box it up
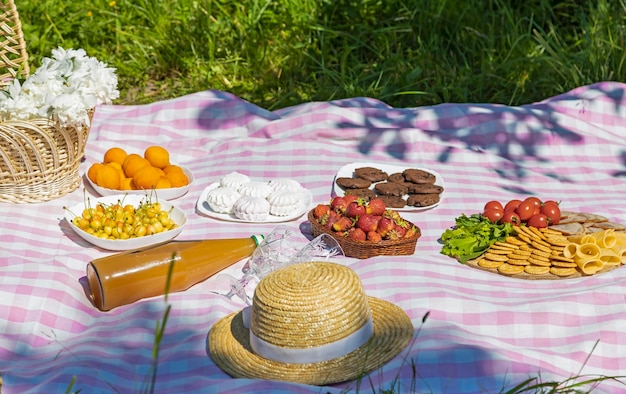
[308,210,421,259]
[0,0,92,203]
[0,0,29,86]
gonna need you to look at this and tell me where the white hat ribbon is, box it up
[242,305,374,364]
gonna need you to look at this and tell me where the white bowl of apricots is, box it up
[86,146,193,200]
[64,194,187,251]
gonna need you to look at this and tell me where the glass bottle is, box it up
[86,235,264,311]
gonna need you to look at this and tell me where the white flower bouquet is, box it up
[0,47,119,128]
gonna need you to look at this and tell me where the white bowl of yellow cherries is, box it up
[64,194,187,251]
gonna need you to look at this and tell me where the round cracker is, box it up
[497,263,525,275]
[525,265,551,275]
[549,266,578,277]
[477,258,504,269]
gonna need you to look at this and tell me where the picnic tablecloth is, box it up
[2,81,626,393]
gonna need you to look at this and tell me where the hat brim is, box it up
[207,296,414,386]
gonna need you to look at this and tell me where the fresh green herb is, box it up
[441,214,515,264]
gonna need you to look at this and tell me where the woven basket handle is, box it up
[0,0,29,87]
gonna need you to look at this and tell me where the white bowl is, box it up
[85,166,194,200]
[64,194,187,251]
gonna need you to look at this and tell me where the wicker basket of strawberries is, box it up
[308,195,421,259]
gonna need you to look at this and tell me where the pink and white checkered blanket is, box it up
[2,82,626,393]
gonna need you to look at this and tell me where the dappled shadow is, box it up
[325,82,626,193]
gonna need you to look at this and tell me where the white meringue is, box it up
[268,178,303,193]
[206,186,241,214]
[237,181,273,199]
[267,190,301,216]
[219,172,251,190]
[232,196,271,221]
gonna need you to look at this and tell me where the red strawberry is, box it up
[313,204,330,219]
[367,231,383,242]
[377,216,395,237]
[324,211,339,230]
[348,227,367,241]
[330,196,348,214]
[356,214,379,233]
[345,201,366,218]
[366,197,387,216]
[332,216,354,232]
[343,194,360,205]
[404,225,419,238]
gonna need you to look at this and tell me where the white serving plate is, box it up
[196,182,313,223]
[85,166,194,200]
[64,194,187,251]
[333,162,445,212]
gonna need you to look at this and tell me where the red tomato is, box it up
[516,200,536,221]
[540,202,561,224]
[484,200,503,212]
[501,210,521,225]
[527,213,548,228]
[504,199,522,213]
[524,197,542,214]
[483,208,504,223]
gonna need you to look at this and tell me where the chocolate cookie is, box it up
[354,167,388,182]
[387,172,406,184]
[345,188,377,202]
[407,193,440,207]
[336,177,372,190]
[374,181,408,196]
[378,195,406,208]
[403,169,436,184]
[406,184,444,194]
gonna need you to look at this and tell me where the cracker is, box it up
[528,226,548,240]
[550,260,577,268]
[530,249,551,258]
[550,254,575,263]
[486,248,512,255]
[484,253,509,262]
[494,241,519,249]
[505,236,525,246]
[528,257,551,267]
[549,266,578,277]
[545,237,569,247]
[497,263,525,275]
[531,241,552,253]
[507,258,530,266]
[507,251,532,259]
[525,265,551,275]
[477,258,504,269]
[491,244,518,251]
[517,233,533,245]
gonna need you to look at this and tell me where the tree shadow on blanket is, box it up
[330,82,626,189]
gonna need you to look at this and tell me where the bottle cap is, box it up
[251,234,265,246]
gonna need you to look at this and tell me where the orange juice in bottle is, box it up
[86,235,264,311]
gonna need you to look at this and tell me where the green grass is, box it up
[14,0,626,109]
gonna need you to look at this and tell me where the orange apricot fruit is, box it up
[103,147,127,165]
[144,146,170,169]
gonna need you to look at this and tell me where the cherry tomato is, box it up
[527,213,548,228]
[516,200,536,222]
[540,202,561,224]
[484,200,503,212]
[524,197,542,214]
[504,199,522,213]
[483,208,504,223]
[501,210,521,225]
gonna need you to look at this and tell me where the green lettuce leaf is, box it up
[441,213,515,264]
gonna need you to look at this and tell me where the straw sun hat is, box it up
[208,261,414,385]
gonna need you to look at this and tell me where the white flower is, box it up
[0,47,119,128]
